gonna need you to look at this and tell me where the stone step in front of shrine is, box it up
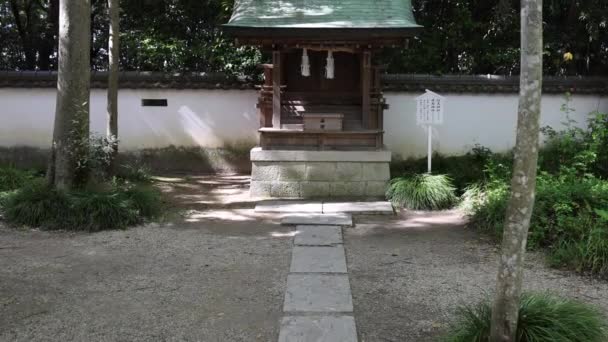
[255,200,394,216]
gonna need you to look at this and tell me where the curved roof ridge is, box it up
[225,0,420,29]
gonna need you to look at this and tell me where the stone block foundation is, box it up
[250,148,391,198]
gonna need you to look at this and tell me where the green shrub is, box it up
[548,209,608,277]
[0,167,38,192]
[123,184,162,218]
[2,180,72,228]
[445,292,607,342]
[539,110,608,178]
[460,181,510,239]
[386,173,457,210]
[70,190,139,231]
[1,181,163,231]
[116,163,153,183]
[464,170,608,277]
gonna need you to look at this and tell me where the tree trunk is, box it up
[9,0,36,69]
[107,0,119,175]
[47,0,91,190]
[489,0,543,341]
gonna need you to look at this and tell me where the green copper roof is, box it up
[225,0,420,29]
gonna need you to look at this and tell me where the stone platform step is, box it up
[323,201,393,215]
[255,200,394,215]
[281,214,353,227]
[255,200,323,213]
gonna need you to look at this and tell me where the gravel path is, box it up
[0,220,292,342]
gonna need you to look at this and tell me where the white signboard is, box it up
[416,90,445,125]
[416,90,445,173]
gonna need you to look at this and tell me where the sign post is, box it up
[416,90,445,173]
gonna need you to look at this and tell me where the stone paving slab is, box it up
[323,201,394,215]
[278,316,358,342]
[284,274,353,312]
[281,214,353,226]
[290,246,347,273]
[255,200,323,213]
[294,226,342,246]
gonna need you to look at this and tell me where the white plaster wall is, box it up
[384,92,608,157]
[0,88,606,157]
[0,88,260,150]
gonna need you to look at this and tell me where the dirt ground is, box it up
[2,174,608,342]
[346,211,608,342]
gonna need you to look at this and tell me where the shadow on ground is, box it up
[155,173,285,227]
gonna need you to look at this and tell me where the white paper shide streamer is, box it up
[301,48,310,77]
[325,50,334,79]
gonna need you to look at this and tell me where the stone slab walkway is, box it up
[279,221,358,342]
[294,226,342,246]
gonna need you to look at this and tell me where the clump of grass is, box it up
[445,292,608,342]
[116,163,152,183]
[122,184,162,219]
[386,173,457,210]
[461,181,510,239]
[2,180,72,228]
[1,181,163,231]
[0,166,38,192]
[70,190,139,231]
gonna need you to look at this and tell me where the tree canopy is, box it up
[1,0,607,76]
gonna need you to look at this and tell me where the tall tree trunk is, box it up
[490,0,543,341]
[107,0,119,175]
[47,0,91,190]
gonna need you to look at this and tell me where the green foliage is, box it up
[461,105,608,277]
[464,170,608,277]
[445,292,608,342]
[84,134,118,180]
[69,190,139,231]
[2,180,72,228]
[460,180,510,238]
[386,173,457,210]
[1,180,163,231]
[2,0,607,76]
[380,0,608,76]
[1,0,263,77]
[0,166,38,192]
[539,97,608,177]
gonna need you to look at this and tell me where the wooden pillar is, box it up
[361,50,372,129]
[272,50,282,129]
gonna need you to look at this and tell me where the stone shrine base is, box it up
[249,147,391,198]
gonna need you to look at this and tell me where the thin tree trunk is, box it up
[38,0,60,70]
[47,0,91,190]
[107,0,119,175]
[489,0,543,341]
[9,0,36,69]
